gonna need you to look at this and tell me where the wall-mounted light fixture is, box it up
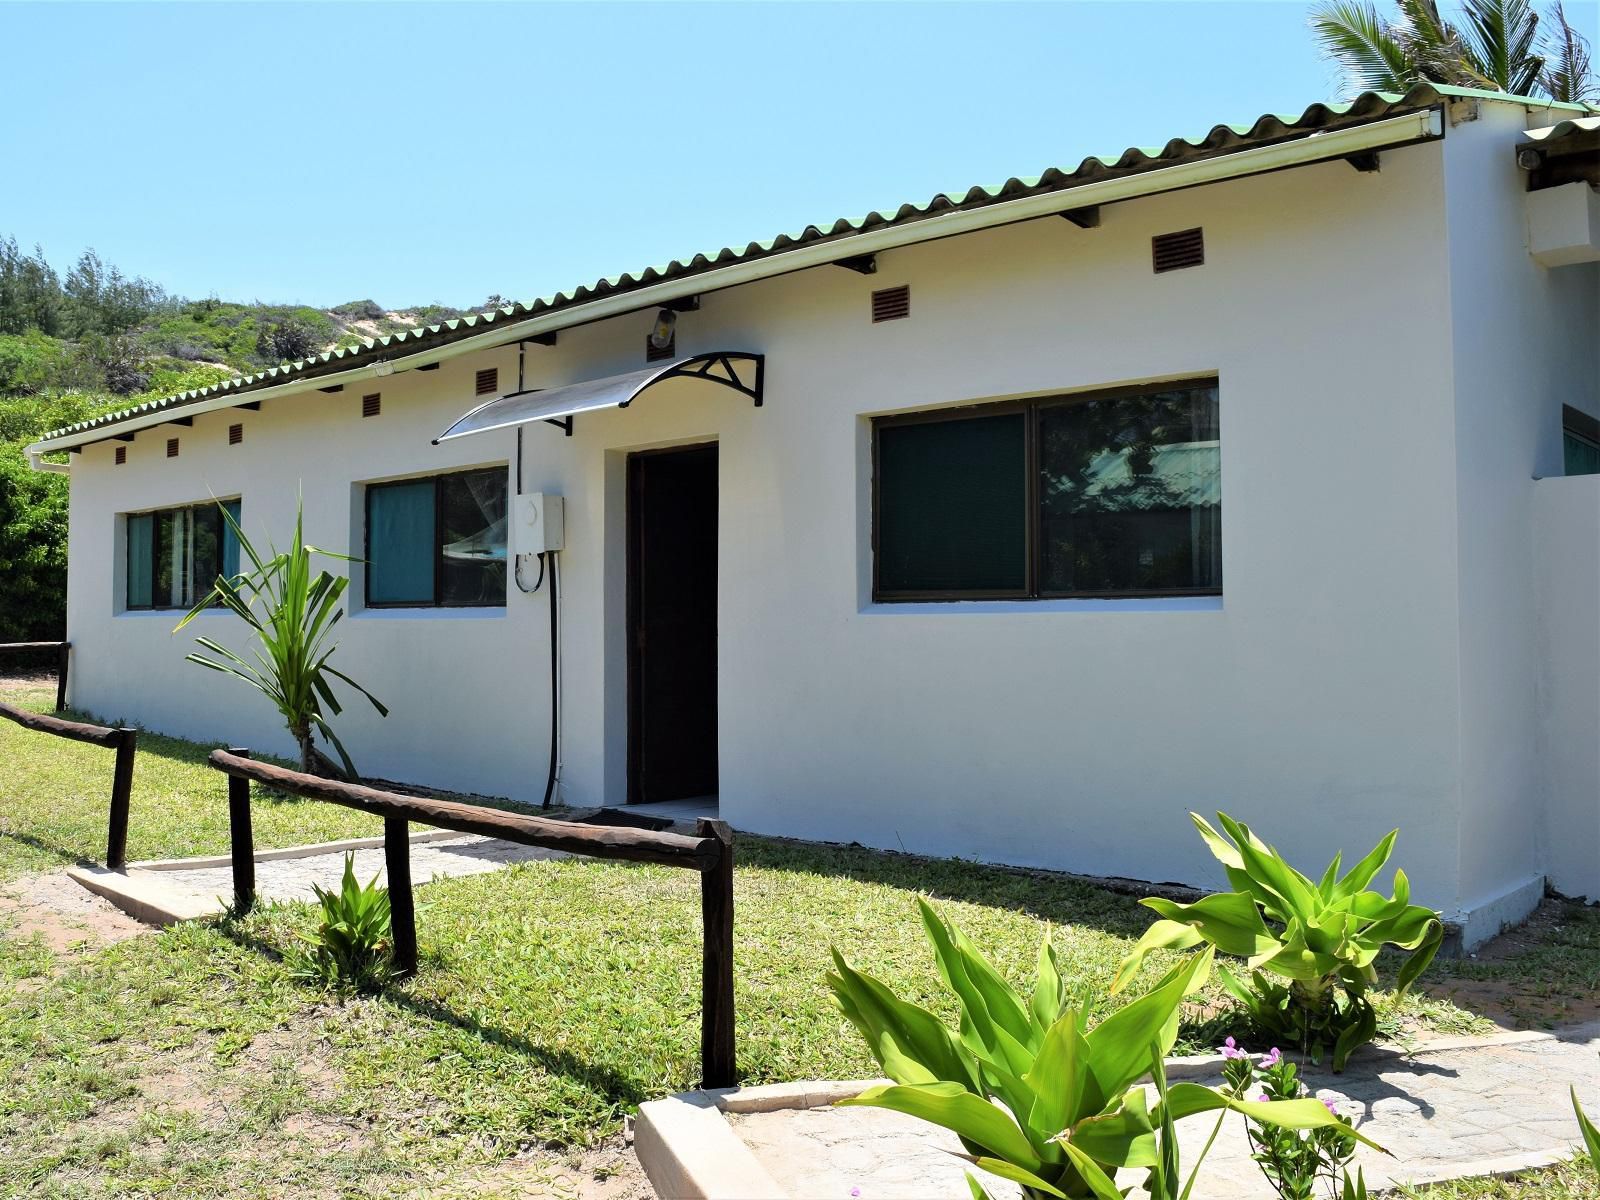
[649,308,677,351]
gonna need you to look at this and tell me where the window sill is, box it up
[349,607,508,620]
[116,608,228,618]
[860,595,1223,616]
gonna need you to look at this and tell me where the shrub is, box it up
[828,899,1369,1199]
[1221,1041,1359,1199]
[1113,813,1443,1071]
[331,299,384,321]
[294,854,393,993]
[257,318,317,364]
[176,498,389,777]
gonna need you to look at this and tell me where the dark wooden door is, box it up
[628,444,718,803]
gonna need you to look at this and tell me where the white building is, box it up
[28,85,1600,948]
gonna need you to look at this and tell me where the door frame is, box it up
[625,440,719,804]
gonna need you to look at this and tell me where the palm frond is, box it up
[1459,0,1546,93]
[1540,0,1600,103]
[1311,0,1419,94]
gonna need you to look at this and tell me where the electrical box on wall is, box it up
[513,493,565,555]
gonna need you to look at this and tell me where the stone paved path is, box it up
[1185,1023,1600,1197]
[142,834,564,908]
[728,1024,1600,1199]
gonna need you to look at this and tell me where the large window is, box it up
[873,380,1221,600]
[365,467,508,607]
[125,500,241,611]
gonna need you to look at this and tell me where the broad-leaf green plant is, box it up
[828,898,1374,1199]
[295,853,393,993]
[175,498,387,777]
[1113,813,1443,1071]
[1575,1086,1600,1181]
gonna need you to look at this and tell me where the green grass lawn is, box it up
[1404,1163,1600,1198]
[2,676,1597,1197]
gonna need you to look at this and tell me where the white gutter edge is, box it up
[28,449,70,474]
[27,107,1443,461]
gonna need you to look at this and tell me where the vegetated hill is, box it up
[0,235,494,643]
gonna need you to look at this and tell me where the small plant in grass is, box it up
[1575,1087,1600,1182]
[1221,1039,1360,1199]
[175,497,387,778]
[1113,813,1443,1071]
[828,898,1374,1199]
[293,854,393,993]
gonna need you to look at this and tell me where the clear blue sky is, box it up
[2,1,1591,309]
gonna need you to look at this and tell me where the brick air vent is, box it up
[114,446,126,466]
[362,393,381,418]
[871,284,910,323]
[475,367,498,396]
[1152,228,1205,273]
[166,438,179,458]
[645,331,675,363]
[228,423,244,445]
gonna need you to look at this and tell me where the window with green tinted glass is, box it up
[365,468,507,607]
[873,380,1221,600]
[1564,405,1600,477]
[124,499,241,611]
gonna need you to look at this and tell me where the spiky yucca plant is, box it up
[175,498,386,777]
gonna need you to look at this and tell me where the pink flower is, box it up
[1221,1036,1248,1060]
[1323,1098,1339,1115]
[1261,1047,1282,1068]
[1258,1093,1272,1104]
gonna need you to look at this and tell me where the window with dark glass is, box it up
[1564,405,1600,476]
[873,380,1221,600]
[125,499,241,611]
[365,467,507,607]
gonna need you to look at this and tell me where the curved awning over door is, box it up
[433,351,763,443]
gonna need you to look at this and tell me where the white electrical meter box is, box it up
[512,493,565,555]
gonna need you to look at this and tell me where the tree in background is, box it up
[0,239,63,337]
[1311,0,1598,103]
[61,250,168,338]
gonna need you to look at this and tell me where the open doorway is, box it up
[627,443,718,804]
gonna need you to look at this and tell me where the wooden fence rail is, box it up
[0,641,71,712]
[0,698,137,868]
[207,749,737,1087]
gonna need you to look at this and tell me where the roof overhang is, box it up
[29,104,1445,458]
[434,352,763,443]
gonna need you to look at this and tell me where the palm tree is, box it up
[1311,0,1598,104]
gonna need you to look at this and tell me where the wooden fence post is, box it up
[105,727,137,870]
[54,642,69,713]
[227,748,255,914]
[698,818,736,1088]
[385,817,418,977]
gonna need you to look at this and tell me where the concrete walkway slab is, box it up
[68,832,569,925]
[638,1025,1600,1199]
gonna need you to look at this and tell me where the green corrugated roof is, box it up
[38,83,1591,447]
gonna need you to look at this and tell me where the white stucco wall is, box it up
[60,115,1557,931]
[1440,100,1600,941]
[1534,475,1600,902]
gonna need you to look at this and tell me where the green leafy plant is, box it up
[176,498,387,777]
[1222,1041,1358,1198]
[294,853,393,993]
[1575,1086,1600,1180]
[1113,813,1443,1071]
[828,898,1373,1199]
